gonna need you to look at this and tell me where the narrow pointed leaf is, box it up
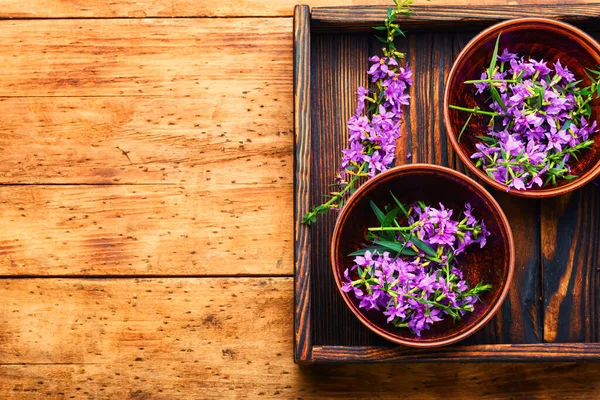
[370,200,386,223]
[374,240,418,256]
[488,33,501,79]
[389,191,409,218]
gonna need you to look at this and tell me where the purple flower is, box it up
[356,86,370,114]
[498,48,518,63]
[509,174,527,191]
[384,303,407,323]
[554,59,575,83]
[528,165,549,189]
[545,127,570,152]
[530,58,551,75]
[475,221,490,248]
[464,203,477,226]
[344,200,491,337]
[368,56,396,82]
[475,72,489,94]
[429,219,458,246]
[501,134,524,156]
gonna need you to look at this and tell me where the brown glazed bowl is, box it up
[331,164,514,348]
[444,18,600,198]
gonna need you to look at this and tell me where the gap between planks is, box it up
[0,16,291,20]
[0,274,293,279]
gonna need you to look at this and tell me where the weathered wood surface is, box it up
[542,184,600,343]
[1,0,583,18]
[0,19,292,98]
[0,185,292,276]
[2,278,600,399]
[311,4,600,31]
[294,5,313,362]
[0,0,598,396]
[304,27,543,353]
[0,18,293,185]
[0,97,291,185]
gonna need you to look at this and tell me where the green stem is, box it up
[463,79,517,84]
[448,105,499,117]
[368,225,414,232]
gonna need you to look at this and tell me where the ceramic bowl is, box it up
[331,164,514,348]
[444,18,600,198]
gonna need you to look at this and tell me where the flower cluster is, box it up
[451,36,600,191]
[302,0,414,225]
[341,58,412,180]
[343,197,491,336]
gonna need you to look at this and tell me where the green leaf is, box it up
[370,200,386,223]
[373,26,387,31]
[389,191,409,218]
[489,84,507,112]
[375,240,418,256]
[348,246,387,257]
[488,33,501,79]
[562,120,572,131]
[458,112,474,142]
[409,236,437,257]
[375,35,387,43]
[381,207,401,229]
[476,135,497,144]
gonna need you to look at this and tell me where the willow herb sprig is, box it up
[342,193,491,336]
[302,0,414,225]
[450,34,599,191]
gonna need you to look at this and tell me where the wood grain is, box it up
[0,185,292,276]
[2,278,600,398]
[0,18,293,185]
[312,343,600,362]
[0,97,292,185]
[0,18,291,97]
[311,4,600,31]
[301,24,544,357]
[0,278,600,399]
[309,31,375,347]
[542,184,600,342]
[0,0,581,18]
[294,5,313,362]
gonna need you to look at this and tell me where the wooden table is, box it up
[0,0,598,398]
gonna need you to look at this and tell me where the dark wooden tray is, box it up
[293,4,600,363]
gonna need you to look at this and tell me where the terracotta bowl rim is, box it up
[330,163,515,348]
[443,17,600,198]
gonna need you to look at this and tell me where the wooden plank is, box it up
[0,185,292,275]
[309,32,374,347]
[542,184,600,342]
[2,278,600,398]
[0,18,291,97]
[0,18,293,185]
[311,4,600,31]
[0,0,554,18]
[293,5,313,362]
[0,97,292,184]
[312,343,600,362]
[0,0,392,18]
